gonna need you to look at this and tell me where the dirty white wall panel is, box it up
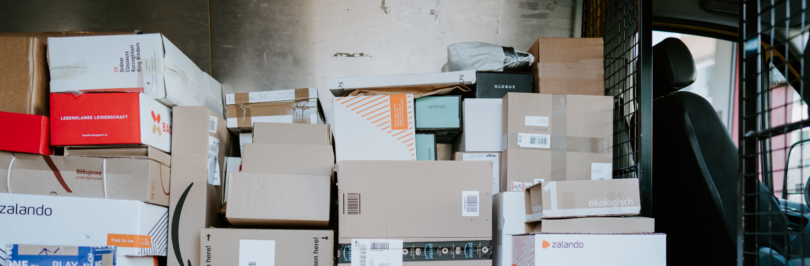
[211,0,575,124]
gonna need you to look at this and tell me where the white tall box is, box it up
[333,94,415,163]
[0,193,168,257]
[48,34,224,118]
[512,233,666,266]
[493,192,527,266]
[463,99,503,152]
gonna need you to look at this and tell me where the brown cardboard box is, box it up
[524,179,640,222]
[252,122,331,145]
[64,145,172,167]
[527,38,604,95]
[226,172,331,228]
[524,217,655,234]
[200,228,333,266]
[437,143,453,160]
[226,99,323,133]
[502,93,612,190]
[168,107,229,266]
[0,37,48,116]
[241,143,334,176]
[0,151,170,206]
[0,31,138,44]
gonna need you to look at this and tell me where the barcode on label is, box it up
[529,135,548,145]
[209,116,217,133]
[371,242,389,250]
[248,262,256,266]
[462,191,479,216]
[359,244,367,266]
[346,193,360,215]
[517,133,551,149]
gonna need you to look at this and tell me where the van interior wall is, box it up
[0,0,577,124]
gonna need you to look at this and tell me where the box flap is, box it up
[328,70,476,96]
[64,145,171,167]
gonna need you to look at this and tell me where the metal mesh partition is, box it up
[741,0,810,265]
[582,0,653,215]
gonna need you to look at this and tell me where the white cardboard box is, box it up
[463,99,503,152]
[327,70,476,95]
[333,94,415,163]
[222,156,242,204]
[512,233,666,266]
[48,34,224,118]
[0,193,168,257]
[493,192,526,266]
[239,132,252,154]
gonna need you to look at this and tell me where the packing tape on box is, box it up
[232,89,312,105]
[164,59,201,91]
[5,155,108,198]
[336,240,492,263]
[229,99,320,128]
[50,60,89,80]
[535,59,603,79]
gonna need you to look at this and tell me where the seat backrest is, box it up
[651,38,790,263]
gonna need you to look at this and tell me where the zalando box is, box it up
[0,193,168,257]
[47,34,224,118]
[333,95,415,162]
[511,233,666,266]
[50,93,172,152]
[200,229,333,266]
[524,179,640,222]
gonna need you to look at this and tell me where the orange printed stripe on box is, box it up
[107,234,151,248]
[388,95,408,130]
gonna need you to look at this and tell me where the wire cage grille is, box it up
[741,0,810,264]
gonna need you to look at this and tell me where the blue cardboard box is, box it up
[2,245,116,266]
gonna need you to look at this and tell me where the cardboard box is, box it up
[0,112,51,155]
[525,217,655,234]
[415,96,461,131]
[524,179,641,222]
[493,192,525,266]
[221,157,241,204]
[511,233,666,266]
[527,38,604,95]
[0,31,138,44]
[415,133,436,161]
[252,122,331,145]
[3,245,116,266]
[64,145,171,167]
[238,132,251,154]
[0,151,171,206]
[200,229,333,266]
[338,161,492,248]
[333,95,416,162]
[241,143,334,176]
[462,99,502,152]
[502,93,612,188]
[226,173,331,228]
[47,34,224,118]
[0,37,48,116]
[474,72,533,98]
[336,239,492,265]
[226,99,323,133]
[0,193,168,257]
[225,88,317,105]
[455,152,501,194]
[50,93,172,153]
[168,107,229,266]
[328,70,476,95]
[436,143,452,161]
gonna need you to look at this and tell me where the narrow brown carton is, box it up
[200,228,333,266]
[524,179,641,222]
[241,143,334,176]
[0,151,170,206]
[502,93,613,190]
[524,217,655,234]
[527,38,604,95]
[0,37,48,116]
[226,172,331,228]
[64,145,172,167]
[252,122,331,145]
[168,106,229,266]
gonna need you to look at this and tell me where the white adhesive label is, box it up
[239,239,275,266]
[462,191,480,217]
[351,239,403,266]
[208,136,221,185]
[209,116,218,133]
[239,132,253,154]
[462,153,500,194]
[517,133,551,149]
[310,113,318,124]
[525,116,549,127]
[591,163,613,180]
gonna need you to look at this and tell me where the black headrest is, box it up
[653,38,697,98]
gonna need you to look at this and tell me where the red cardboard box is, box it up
[0,111,50,155]
[50,93,172,152]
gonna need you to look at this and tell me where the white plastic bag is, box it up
[446,42,534,72]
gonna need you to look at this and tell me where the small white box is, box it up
[239,132,252,154]
[48,34,224,118]
[512,233,666,266]
[333,94,415,163]
[493,192,526,266]
[463,99,503,152]
[328,70,476,93]
[0,193,168,257]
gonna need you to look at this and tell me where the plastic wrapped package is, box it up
[447,42,534,72]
